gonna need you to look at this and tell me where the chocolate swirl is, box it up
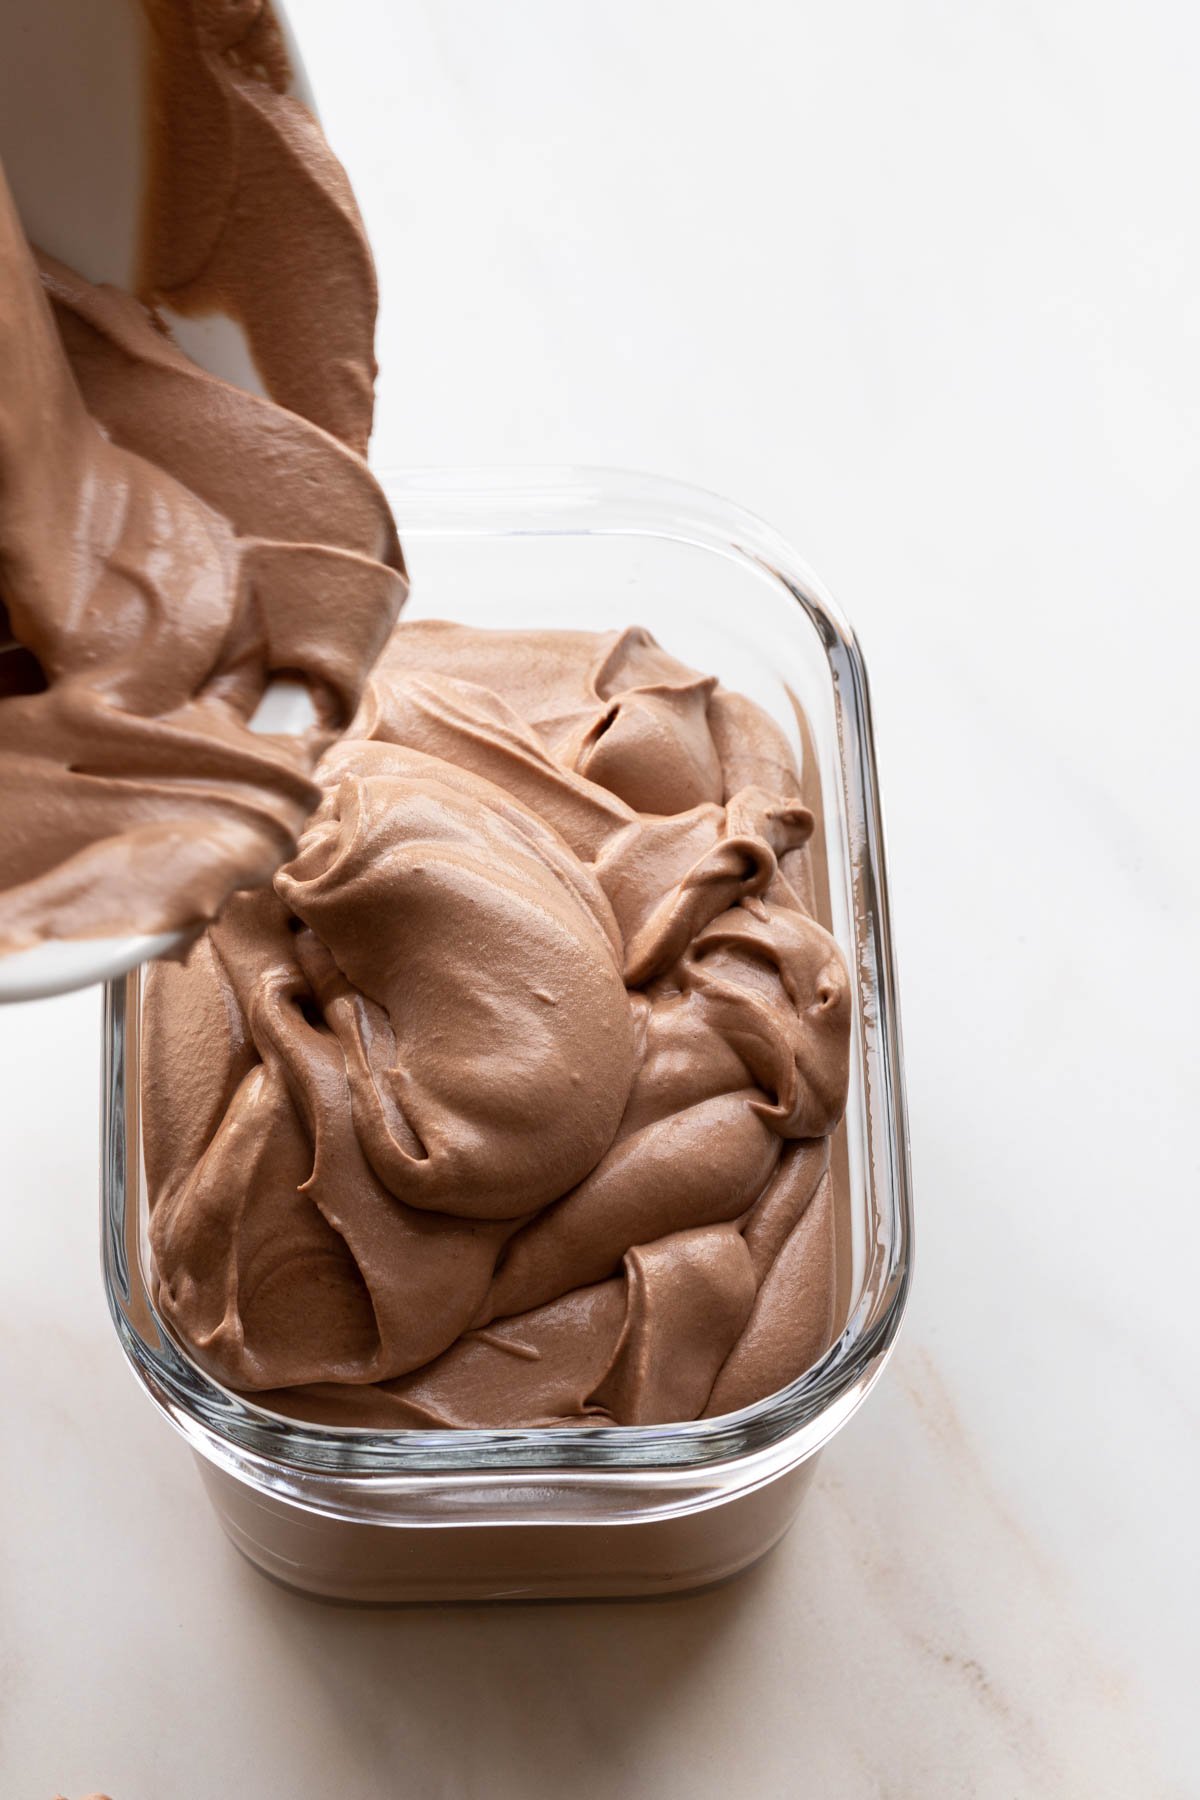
[138,0,380,453]
[145,624,852,1428]
[0,0,404,958]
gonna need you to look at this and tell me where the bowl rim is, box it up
[101,465,913,1488]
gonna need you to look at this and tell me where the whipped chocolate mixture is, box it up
[138,0,378,453]
[145,624,852,1428]
[0,2,404,958]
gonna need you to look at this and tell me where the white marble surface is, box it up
[3,2,1198,1795]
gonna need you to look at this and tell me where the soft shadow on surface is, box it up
[240,1533,786,1797]
[214,1339,1189,1800]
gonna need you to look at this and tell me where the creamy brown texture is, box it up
[0,3,403,958]
[138,0,378,453]
[145,623,852,1429]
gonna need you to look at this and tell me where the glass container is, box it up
[101,468,912,1603]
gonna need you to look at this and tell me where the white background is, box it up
[3,2,1198,1795]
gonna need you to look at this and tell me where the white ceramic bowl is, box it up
[0,0,318,1002]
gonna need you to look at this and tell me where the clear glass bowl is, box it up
[100,468,913,1603]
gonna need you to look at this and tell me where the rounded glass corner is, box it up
[100,467,913,1487]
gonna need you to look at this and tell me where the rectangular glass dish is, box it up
[100,467,912,1603]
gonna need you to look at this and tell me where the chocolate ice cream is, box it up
[0,0,404,958]
[144,623,852,1428]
